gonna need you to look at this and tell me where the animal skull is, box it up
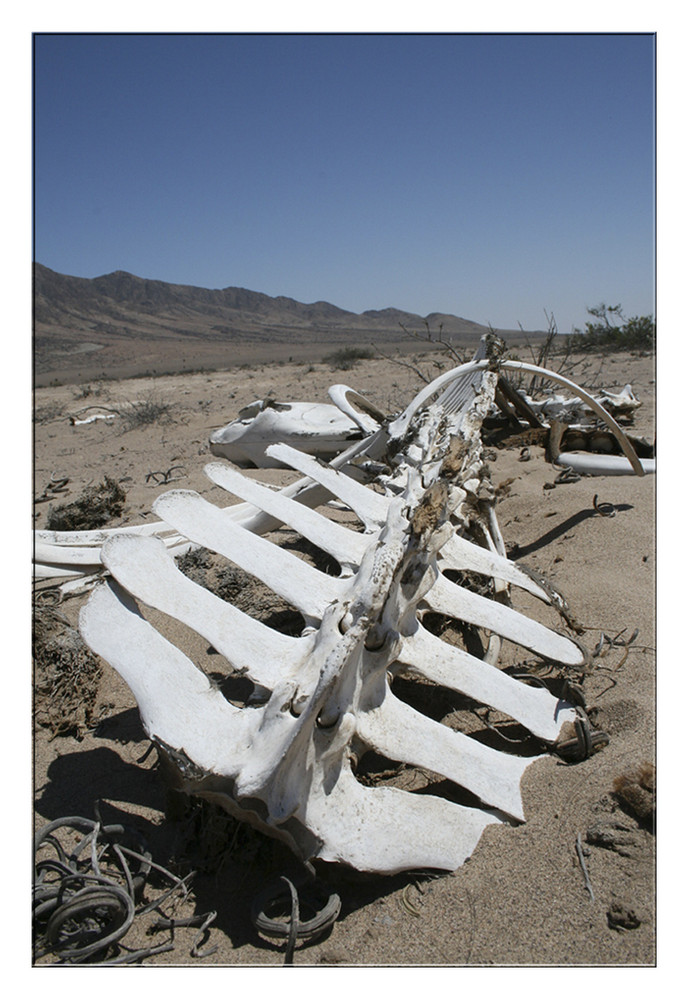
[209,385,385,467]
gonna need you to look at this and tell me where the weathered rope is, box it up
[251,876,341,964]
[33,814,202,964]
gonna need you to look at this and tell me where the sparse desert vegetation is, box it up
[564,303,655,354]
[119,394,173,431]
[44,476,127,531]
[322,346,375,370]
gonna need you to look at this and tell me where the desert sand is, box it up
[32,344,656,967]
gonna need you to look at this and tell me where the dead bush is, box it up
[120,395,172,431]
[175,546,214,586]
[323,346,374,370]
[33,603,103,738]
[45,476,126,531]
[34,401,65,424]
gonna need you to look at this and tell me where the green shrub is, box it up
[564,303,655,353]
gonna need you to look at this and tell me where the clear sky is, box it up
[33,32,655,333]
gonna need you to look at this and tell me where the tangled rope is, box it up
[35,473,71,504]
[554,466,582,485]
[592,494,616,517]
[251,876,341,965]
[145,466,186,485]
[33,813,213,965]
[553,707,610,761]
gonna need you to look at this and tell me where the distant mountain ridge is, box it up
[33,263,513,384]
[34,263,488,334]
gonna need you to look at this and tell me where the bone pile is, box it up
[76,358,603,875]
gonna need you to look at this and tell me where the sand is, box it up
[32,346,656,967]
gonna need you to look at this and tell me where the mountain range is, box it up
[33,264,523,385]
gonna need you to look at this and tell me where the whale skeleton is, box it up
[60,350,645,873]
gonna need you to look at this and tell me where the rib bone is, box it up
[78,359,593,873]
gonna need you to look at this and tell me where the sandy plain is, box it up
[32,342,656,968]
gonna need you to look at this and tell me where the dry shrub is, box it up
[33,604,103,738]
[45,476,126,531]
[175,546,213,586]
[120,395,172,431]
[323,346,374,370]
[34,401,65,424]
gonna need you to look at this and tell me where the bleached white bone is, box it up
[204,460,369,571]
[80,579,258,769]
[398,628,571,743]
[69,413,117,426]
[262,444,551,604]
[595,383,642,413]
[98,527,574,747]
[203,453,582,667]
[327,384,386,434]
[209,398,373,467]
[77,359,597,874]
[196,476,584,688]
[100,534,306,690]
[424,573,581,665]
[80,498,535,852]
[153,489,347,625]
[214,447,551,602]
[264,442,389,530]
[355,693,533,822]
[388,359,645,476]
[555,452,656,476]
[81,579,501,872]
[200,462,578,741]
[518,383,642,422]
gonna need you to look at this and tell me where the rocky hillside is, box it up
[33,264,513,384]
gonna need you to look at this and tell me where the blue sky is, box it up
[33,32,655,333]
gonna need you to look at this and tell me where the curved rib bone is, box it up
[100,533,306,690]
[79,361,591,874]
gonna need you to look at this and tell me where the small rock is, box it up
[607,898,642,931]
[613,762,656,823]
